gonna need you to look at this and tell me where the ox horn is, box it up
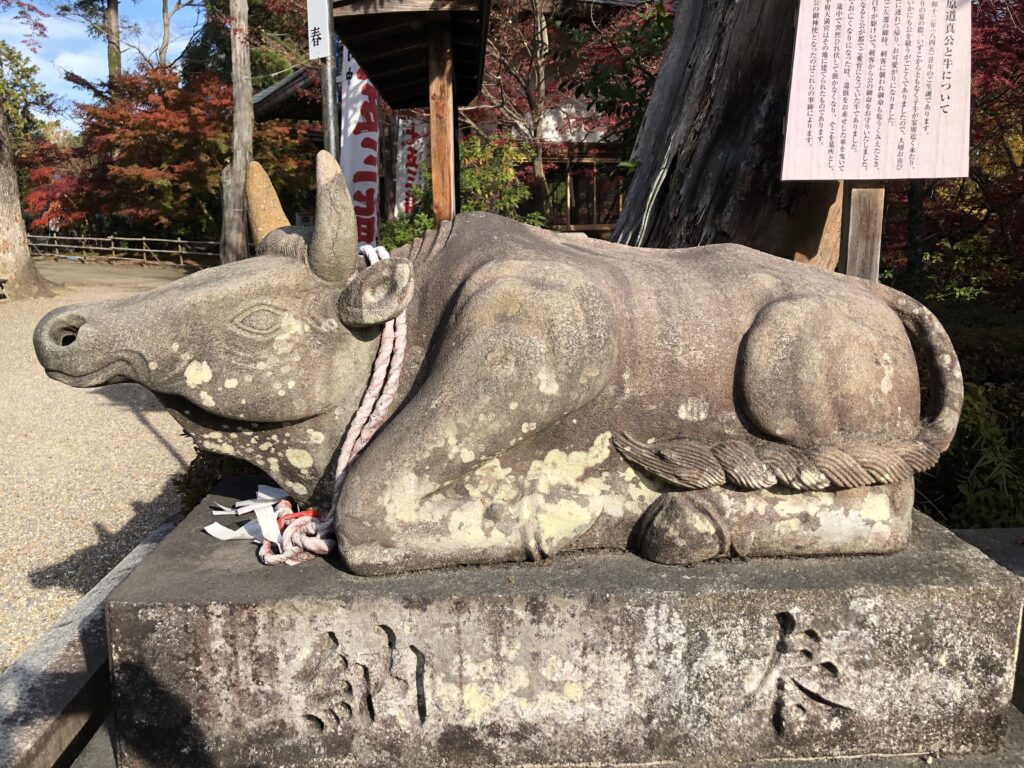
[245,161,291,245]
[309,150,359,282]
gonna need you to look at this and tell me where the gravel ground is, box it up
[0,261,195,672]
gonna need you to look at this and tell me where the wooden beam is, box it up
[349,39,424,63]
[335,0,476,16]
[428,16,456,222]
[838,181,885,281]
[377,78,431,102]
[336,16,417,40]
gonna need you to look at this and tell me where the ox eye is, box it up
[233,305,286,336]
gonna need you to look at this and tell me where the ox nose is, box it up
[34,305,89,364]
[34,302,140,388]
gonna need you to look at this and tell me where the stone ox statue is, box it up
[35,152,963,575]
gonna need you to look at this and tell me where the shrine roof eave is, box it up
[333,0,490,109]
[253,66,322,122]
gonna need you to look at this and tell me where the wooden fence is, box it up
[28,234,223,267]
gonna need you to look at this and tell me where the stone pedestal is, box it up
[107,481,1023,767]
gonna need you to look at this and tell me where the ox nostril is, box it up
[43,311,87,349]
[59,326,79,346]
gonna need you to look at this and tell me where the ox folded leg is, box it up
[334,298,615,575]
[637,480,914,565]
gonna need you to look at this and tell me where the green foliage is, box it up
[563,0,674,159]
[381,134,546,250]
[457,136,538,217]
[55,0,138,38]
[0,40,56,147]
[915,302,1024,528]
[938,383,1024,527]
[182,0,308,86]
[917,240,995,303]
[379,211,434,251]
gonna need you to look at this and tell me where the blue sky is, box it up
[1,2,205,130]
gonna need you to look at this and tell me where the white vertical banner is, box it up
[782,0,971,180]
[339,47,380,246]
[393,117,428,218]
[306,0,330,59]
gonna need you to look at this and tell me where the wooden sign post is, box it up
[308,0,340,160]
[782,0,972,280]
[838,181,884,280]
[428,17,457,223]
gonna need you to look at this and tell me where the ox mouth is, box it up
[43,360,133,388]
[154,392,306,431]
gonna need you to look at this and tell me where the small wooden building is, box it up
[333,0,491,222]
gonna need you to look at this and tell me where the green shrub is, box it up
[915,301,1024,528]
[379,211,435,251]
[930,383,1024,528]
[456,135,539,218]
[379,133,546,251]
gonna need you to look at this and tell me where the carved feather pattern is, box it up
[613,432,940,492]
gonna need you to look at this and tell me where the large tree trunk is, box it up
[105,0,121,79]
[613,0,840,269]
[0,109,52,299]
[221,0,253,263]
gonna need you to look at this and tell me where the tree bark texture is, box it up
[222,0,253,263]
[0,108,52,299]
[613,0,840,269]
[105,0,121,79]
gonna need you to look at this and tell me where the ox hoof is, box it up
[637,494,729,565]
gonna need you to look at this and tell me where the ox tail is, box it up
[614,286,964,492]
[868,282,964,456]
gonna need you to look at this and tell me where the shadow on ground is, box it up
[28,385,192,595]
[85,384,191,473]
[26,478,181,594]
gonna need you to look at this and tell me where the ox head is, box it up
[34,152,414,499]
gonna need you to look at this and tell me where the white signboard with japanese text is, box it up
[340,47,380,246]
[782,0,971,180]
[306,0,330,59]
[393,117,428,218]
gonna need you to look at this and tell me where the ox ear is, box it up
[245,161,290,245]
[338,258,414,328]
[309,151,360,282]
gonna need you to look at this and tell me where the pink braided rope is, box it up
[353,309,407,457]
[260,245,408,564]
[335,316,396,481]
[259,516,332,566]
[318,311,406,537]
[257,500,335,566]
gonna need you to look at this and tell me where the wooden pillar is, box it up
[428,16,456,222]
[222,0,253,263]
[452,97,461,216]
[838,181,885,281]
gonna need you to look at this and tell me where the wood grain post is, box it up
[428,16,456,222]
[838,181,885,281]
[223,0,253,263]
